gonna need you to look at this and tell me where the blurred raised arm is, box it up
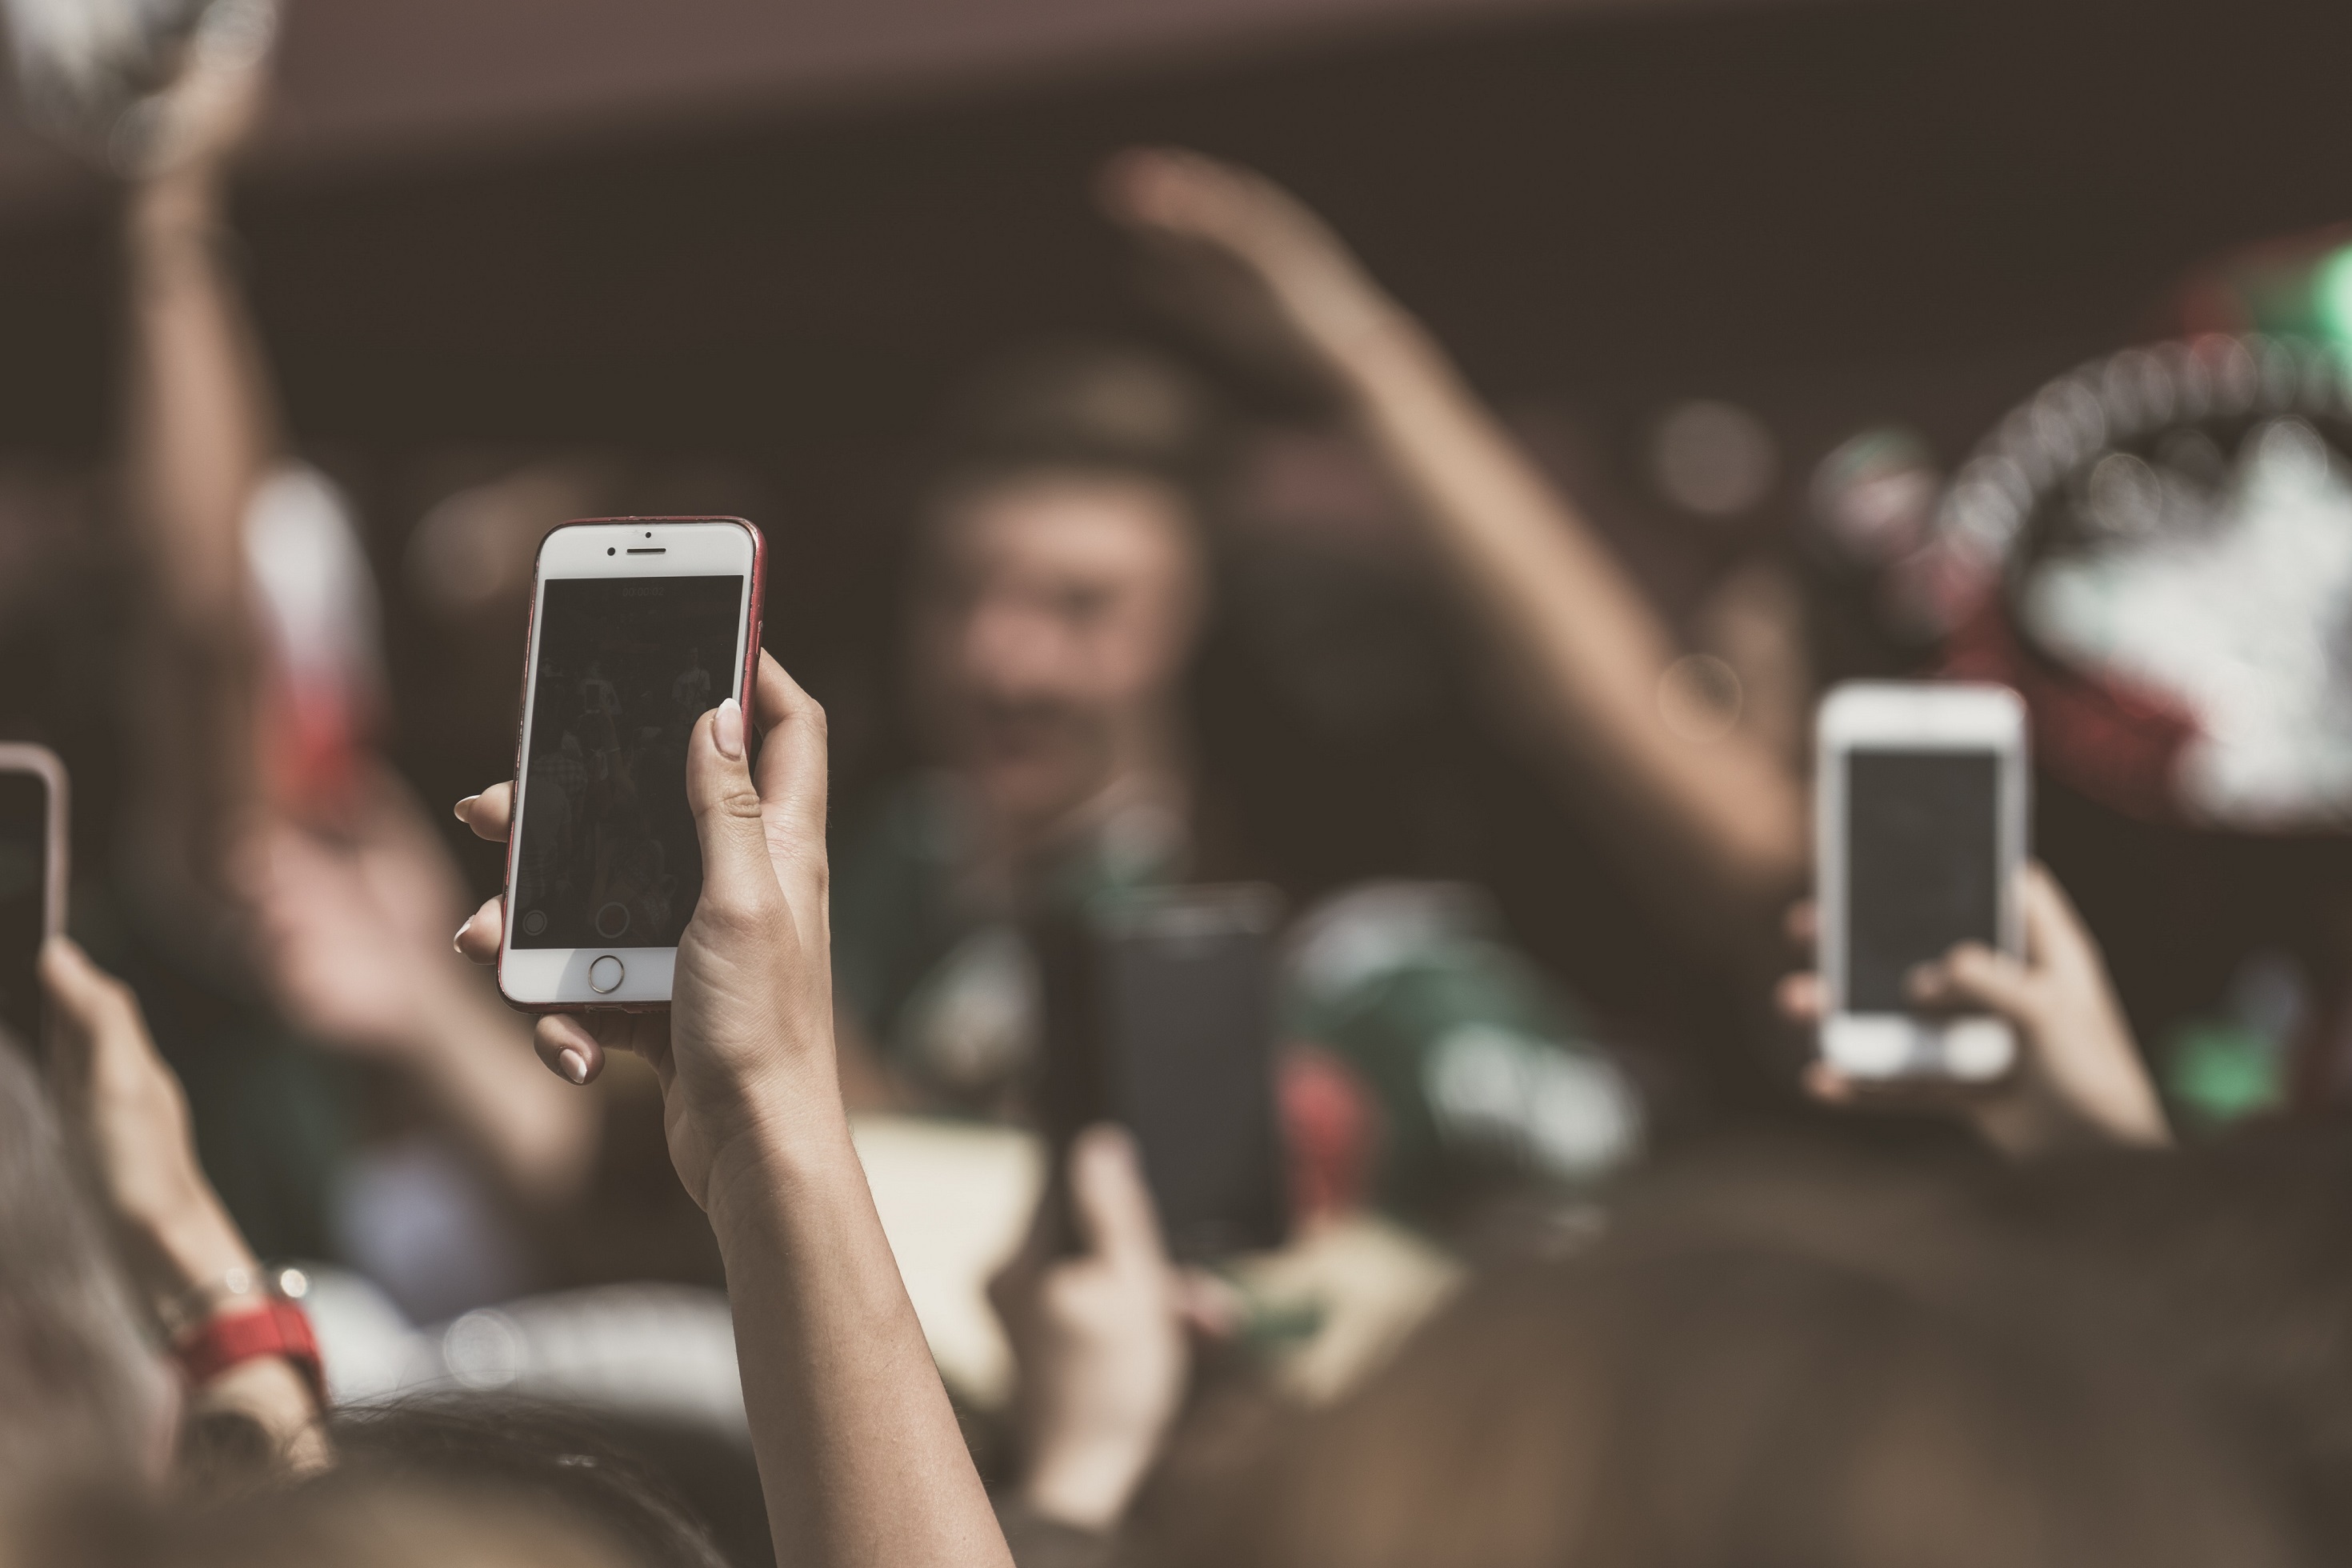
[42,938,328,1471]
[1102,149,1807,959]
[119,44,281,914]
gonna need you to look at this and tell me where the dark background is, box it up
[4,0,2348,1108]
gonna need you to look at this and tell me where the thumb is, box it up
[1069,1123,1170,1274]
[1911,942,2038,1026]
[39,937,140,1051]
[686,698,783,926]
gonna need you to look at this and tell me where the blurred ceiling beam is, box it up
[0,0,1798,207]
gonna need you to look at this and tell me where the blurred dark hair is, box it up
[324,1397,732,1568]
[17,1468,641,1568]
[922,342,1226,527]
[0,1033,169,1504]
[1145,1142,2309,1568]
[1978,1122,2352,1557]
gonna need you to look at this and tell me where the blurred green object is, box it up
[1282,883,1642,1217]
[2313,246,2352,349]
[2161,1018,2286,1130]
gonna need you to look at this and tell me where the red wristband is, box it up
[173,1298,328,1411]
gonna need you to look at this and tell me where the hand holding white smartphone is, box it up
[1815,682,2028,1082]
[498,518,765,1012]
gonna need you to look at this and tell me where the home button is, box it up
[588,955,626,995]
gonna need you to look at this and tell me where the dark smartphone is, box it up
[0,746,67,1058]
[1034,885,1290,1262]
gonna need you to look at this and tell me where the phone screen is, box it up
[1102,918,1286,1259]
[1036,891,1290,1261]
[511,575,744,951]
[1845,750,2000,1012]
[0,772,49,1049]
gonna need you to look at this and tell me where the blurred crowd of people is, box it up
[12,9,2352,1568]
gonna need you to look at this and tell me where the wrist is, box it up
[126,1182,257,1314]
[127,174,225,246]
[701,1084,859,1238]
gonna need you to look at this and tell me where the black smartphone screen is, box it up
[1845,750,2000,1012]
[1036,890,1289,1261]
[0,771,50,1050]
[511,575,744,950]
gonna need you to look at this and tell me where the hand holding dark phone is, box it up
[1034,885,1290,1262]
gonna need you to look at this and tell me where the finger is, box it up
[454,895,504,965]
[534,1014,607,1086]
[1096,146,1195,231]
[1776,970,1826,1025]
[1913,942,2038,1022]
[1068,1122,1170,1272]
[39,936,146,1053]
[456,783,512,842]
[748,652,830,899]
[2020,862,2100,978]
[687,698,786,926]
[1098,146,1262,248]
[1801,1059,1858,1105]
[1783,900,1818,950]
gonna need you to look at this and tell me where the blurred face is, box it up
[914,470,1204,830]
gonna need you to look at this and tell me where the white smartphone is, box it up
[498,518,766,1012]
[1816,681,2028,1081]
[0,742,66,1055]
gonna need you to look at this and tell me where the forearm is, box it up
[1329,312,1806,934]
[122,168,281,892]
[124,169,281,632]
[709,1108,1014,1568]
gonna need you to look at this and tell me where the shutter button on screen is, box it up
[589,955,625,994]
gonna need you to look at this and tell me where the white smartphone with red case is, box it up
[1816,682,2028,1082]
[498,518,765,1012]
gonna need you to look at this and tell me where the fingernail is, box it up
[559,1048,588,1086]
[454,794,479,822]
[714,698,744,759]
[452,918,470,954]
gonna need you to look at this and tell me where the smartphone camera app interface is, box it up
[0,774,47,1047]
[1846,750,1998,1012]
[513,576,744,951]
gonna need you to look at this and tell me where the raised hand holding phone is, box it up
[990,1124,1190,1534]
[1778,865,2170,1158]
[459,650,1018,1568]
[458,650,830,1210]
